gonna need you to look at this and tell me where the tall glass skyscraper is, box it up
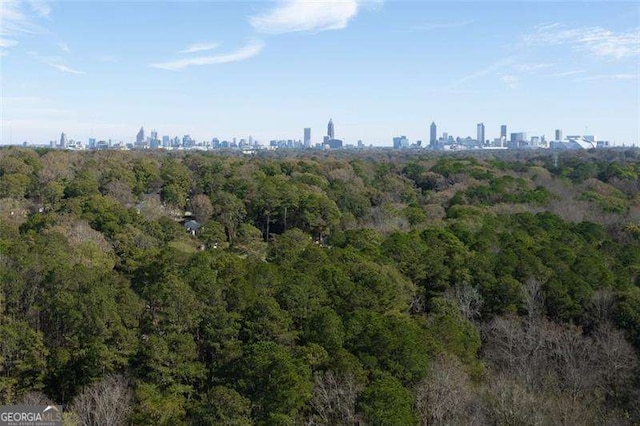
[136,127,145,145]
[430,122,437,145]
[477,122,485,145]
[304,128,311,147]
[327,119,335,139]
[60,132,68,148]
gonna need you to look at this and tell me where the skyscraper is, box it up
[430,122,437,145]
[477,123,485,145]
[510,132,527,147]
[393,136,409,149]
[555,129,563,141]
[60,132,68,148]
[501,125,507,139]
[136,127,145,145]
[327,119,335,139]
[304,128,311,147]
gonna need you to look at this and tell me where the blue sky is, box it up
[1,0,639,146]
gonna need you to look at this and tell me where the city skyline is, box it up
[3,117,627,149]
[44,117,614,152]
[1,1,639,145]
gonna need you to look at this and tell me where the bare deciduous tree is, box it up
[481,316,529,381]
[585,289,615,325]
[190,194,214,223]
[481,315,639,423]
[104,180,136,207]
[70,375,132,426]
[309,371,360,425]
[482,374,545,426]
[591,323,637,395]
[445,284,483,321]
[415,355,478,425]
[544,321,597,402]
[137,194,169,221]
[66,220,114,253]
[409,292,426,315]
[522,278,544,324]
[17,392,54,406]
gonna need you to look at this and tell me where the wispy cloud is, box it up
[179,42,220,54]
[0,38,18,48]
[446,57,515,89]
[28,51,85,74]
[0,0,48,35]
[152,40,264,71]
[250,0,361,34]
[26,0,51,18]
[513,63,553,72]
[413,20,473,31]
[524,23,640,60]
[58,42,70,53]
[0,0,51,53]
[547,69,587,77]
[501,74,518,89]
[50,63,85,74]
[580,73,638,81]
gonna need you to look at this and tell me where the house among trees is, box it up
[184,220,201,235]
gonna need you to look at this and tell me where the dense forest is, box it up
[1,147,639,425]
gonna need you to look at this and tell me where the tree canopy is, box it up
[1,147,639,423]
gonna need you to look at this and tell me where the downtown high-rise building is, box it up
[555,129,563,141]
[393,135,409,149]
[136,127,145,145]
[327,119,335,139]
[510,132,527,146]
[60,132,68,148]
[430,122,437,145]
[477,122,485,145]
[304,128,311,147]
[501,125,507,139]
